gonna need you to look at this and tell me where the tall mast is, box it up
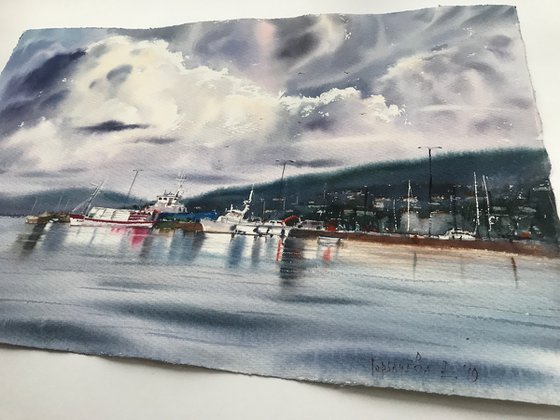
[473,172,480,235]
[406,180,411,233]
[392,198,398,232]
[124,169,143,207]
[79,181,104,215]
[482,175,492,232]
[241,185,254,218]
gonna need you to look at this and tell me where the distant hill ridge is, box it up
[188,147,552,209]
[0,147,553,215]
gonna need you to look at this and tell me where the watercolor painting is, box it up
[0,5,558,405]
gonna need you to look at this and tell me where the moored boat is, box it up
[69,207,156,228]
[200,187,253,234]
[148,174,218,222]
[69,182,156,228]
[438,228,477,241]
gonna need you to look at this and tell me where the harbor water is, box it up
[0,217,558,404]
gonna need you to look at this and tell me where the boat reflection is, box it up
[279,238,306,283]
[227,234,246,268]
[15,223,49,255]
[110,227,151,248]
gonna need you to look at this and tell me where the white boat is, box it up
[149,174,187,215]
[200,187,254,234]
[438,228,476,241]
[296,219,325,230]
[69,182,156,228]
[69,207,156,228]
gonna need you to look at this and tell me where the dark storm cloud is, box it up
[277,32,318,61]
[78,120,149,133]
[0,48,85,137]
[131,137,177,145]
[18,167,87,178]
[462,4,516,28]
[110,25,185,44]
[487,35,514,60]
[20,170,62,178]
[18,168,85,178]
[507,97,531,109]
[4,50,85,97]
[0,40,56,74]
[472,116,513,135]
[193,21,256,67]
[0,90,69,137]
[303,117,334,132]
[106,64,132,84]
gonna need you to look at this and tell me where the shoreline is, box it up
[288,229,560,258]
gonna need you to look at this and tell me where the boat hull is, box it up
[69,214,155,228]
[200,219,237,234]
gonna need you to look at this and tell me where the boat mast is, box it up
[124,168,143,207]
[30,197,38,214]
[175,171,186,197]
[241,186,254,218]
[73,181,104,215]
[406,180,411,233]
[473,172,480,236]
[482,175,492,232]
[392,198,398,232]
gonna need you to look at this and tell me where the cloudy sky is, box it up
[0,5,543,198]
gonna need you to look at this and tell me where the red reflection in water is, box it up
[110,227,150,247]
[276,239,283,262]
[323,246,332,262]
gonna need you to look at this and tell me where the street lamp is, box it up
[124,168,143,207]
[276,159,296,213]
[418,146,442,236]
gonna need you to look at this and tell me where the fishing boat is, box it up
[70,207,156,228]
[200,187,253,233]
[69,182,156,228]
[148,174,218,222]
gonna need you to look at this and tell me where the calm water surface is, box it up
[0,217,558,404]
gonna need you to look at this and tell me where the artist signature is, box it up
[370,352,479,383]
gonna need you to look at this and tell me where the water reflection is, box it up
[11,222,343,282]
[110,227,151,249]
[251,236,262,267]
[279,238,306,283]
[227,235,246,268]
[316,241,340,265]
[15,223,48,255]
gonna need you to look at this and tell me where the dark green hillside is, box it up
[189,148,553,209]
[0,189,145,216]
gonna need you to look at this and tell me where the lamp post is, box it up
[418,146,442,236]
[275,159,295,213]
[124,168,143,207]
